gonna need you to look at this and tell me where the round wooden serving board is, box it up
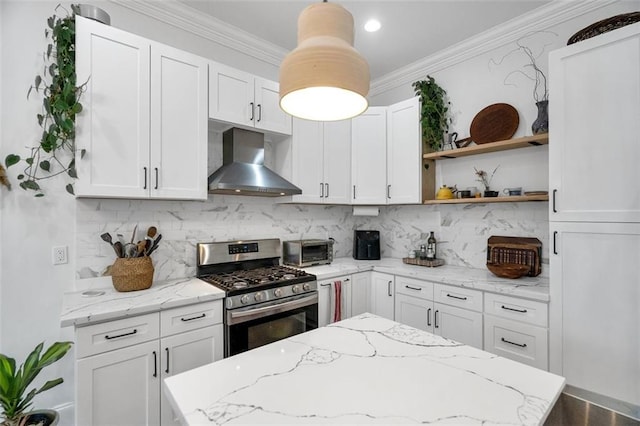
[470,103,519,144]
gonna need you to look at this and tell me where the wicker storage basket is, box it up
[568,12,640,45]
[111,257,154,292]
[487,236,542,277]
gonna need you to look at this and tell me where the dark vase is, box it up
[532,100,549,134]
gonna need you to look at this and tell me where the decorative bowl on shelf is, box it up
[486,263,530,279]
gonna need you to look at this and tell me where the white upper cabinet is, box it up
[386,97,422,204]
[209,63,292,135]
[291,118,351,204]
[75,16,208,200]
[549,23,640,222]
[351,107,388,204]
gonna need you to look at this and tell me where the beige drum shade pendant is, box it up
[279,1,370,121]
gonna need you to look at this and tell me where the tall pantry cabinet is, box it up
[549,22,640,419]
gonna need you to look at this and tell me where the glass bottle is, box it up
[419,244,427,260]
[426,232,437,260]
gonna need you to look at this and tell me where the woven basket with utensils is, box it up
[111,257,154,292]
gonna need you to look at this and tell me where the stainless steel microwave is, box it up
[282,239,333,267]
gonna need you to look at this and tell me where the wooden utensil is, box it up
[469,103,519,144]
[113,241,124,258]
[136,240,147,257]
[146,226,157,242]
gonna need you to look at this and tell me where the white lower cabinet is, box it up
[434,303,483,349]
[318,275,352,327]
[370,272,395,320]
[350,272,371,317]
[483,293,548,370]
[75,301,223,426]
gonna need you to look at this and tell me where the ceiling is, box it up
[178,1,551,80]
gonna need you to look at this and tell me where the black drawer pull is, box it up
[501,305,527,313]
[427,308,432,327]
[434,310,439,328]
[501,337,527,348]
[446,293,467,301]
[180,313,206,322]
[152,351,157,377]
[165,347,170,374]
[105,329,138,340]
[405,285,422,291]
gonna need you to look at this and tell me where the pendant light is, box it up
[279,1,370,121]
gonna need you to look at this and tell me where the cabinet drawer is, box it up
[484,315,548,370]
[76,312,160,358]
[433,284,482,312]
[160,301,223,337]
[395,276,433,300]
[484,293,548,327]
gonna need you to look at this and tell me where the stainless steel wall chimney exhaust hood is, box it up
[207,128,302,197]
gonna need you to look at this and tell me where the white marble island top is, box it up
[60,276,224,327]
[165,314,564,425]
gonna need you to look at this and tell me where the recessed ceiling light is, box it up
[364,19,381,33]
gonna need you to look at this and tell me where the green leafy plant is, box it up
[0,341,72,425]
[412,75,451,151]
[4,4,85,197]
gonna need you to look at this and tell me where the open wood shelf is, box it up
[423,134,549,160]
[423,194,549,205]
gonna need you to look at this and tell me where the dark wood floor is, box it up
[545,394,639,426]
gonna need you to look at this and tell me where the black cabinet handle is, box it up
[152,351,157,377]
[320,283,332,287]
[353,185,356,199]
[181,313,206,322]
[553,231,558,255]
[446,293,467,301]
[434,310,439,328]
[552,189,557,213]
[501,337,527,348]
[249,102,254,121]
[405,285,421,291]
[257,104,262,122]
[143,167,147,189]
[325,183,329,198]
[387,281,392,297]
[344,278,350,282]
[165,347,170,374]
[501,305,527,313]
[427,308,432,327]
[320,182,324,198]
[105,329,138,340]
[387,185,391,199]
[154,167,158,190]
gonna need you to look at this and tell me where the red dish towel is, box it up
[333,280,342,322]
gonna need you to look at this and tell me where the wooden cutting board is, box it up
[470,103,519,144]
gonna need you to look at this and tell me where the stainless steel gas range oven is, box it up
[197,239,318,357]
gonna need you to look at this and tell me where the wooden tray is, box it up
[403,257,445,267]
[470,103,519,144]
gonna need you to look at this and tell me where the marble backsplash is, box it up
[75,197,549,288]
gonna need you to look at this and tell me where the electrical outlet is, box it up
[52,246,68,265]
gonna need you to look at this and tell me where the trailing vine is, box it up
[412,75,451,152]
[4,4,85,197]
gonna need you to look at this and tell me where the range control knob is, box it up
[273,288,283,297]
[240,294,250,305]
[291,285,301,294]
[254,292,265,302]
[302,283,311,291]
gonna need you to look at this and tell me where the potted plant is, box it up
[474,166,499,197]
[0,341,72,426]
[412,75,451,152]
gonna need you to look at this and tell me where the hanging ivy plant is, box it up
[4,4,85,197]
[412,75,451,152]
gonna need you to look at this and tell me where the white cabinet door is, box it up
[549,222,640,407]
[386,97,421,204]
[370,272,394,320]
[160,326,223,426]
[318,276,352,326]
[150,43,208,200]
[77,340,160,426]
[323,120,352,204]
[254,77,292,135]
[351,272,371,316]
[351,107,387,204]
[291,118,325,203]
[549,24,640,223]
[75,16,150,198]
[208,62,254,126]
[434,303,483,349]
[484,315,548,370]
[395,293,432,332]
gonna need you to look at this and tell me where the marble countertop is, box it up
[304,258,550,302]
[164,313,565,425]
[60,276,225,327]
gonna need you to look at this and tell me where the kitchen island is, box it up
[164,313,564,425]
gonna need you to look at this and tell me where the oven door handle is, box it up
[227,294,318,326]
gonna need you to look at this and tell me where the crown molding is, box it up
[369,0,618,97]
[108,0,288,66]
